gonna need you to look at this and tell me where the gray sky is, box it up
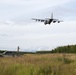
[0,0,76,51]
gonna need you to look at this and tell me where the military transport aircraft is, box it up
[32,13,63,25]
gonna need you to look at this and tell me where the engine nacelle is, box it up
[41,20,44,22]
[58,21,60,23]
[53,21,56,23]
[44,20,48,25]
[38,20,40,21]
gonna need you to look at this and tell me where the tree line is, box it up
[0,44,76,54]
[36,44,76,53]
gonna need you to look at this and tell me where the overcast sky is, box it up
[0,0,76,51]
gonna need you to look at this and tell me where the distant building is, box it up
[0,46,24,57]
[17,46,20,52]
[0,51,15,57]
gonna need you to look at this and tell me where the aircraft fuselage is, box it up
[44,19,53,25]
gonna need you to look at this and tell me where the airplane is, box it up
[31,13,63,25]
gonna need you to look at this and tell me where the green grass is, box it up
[0,54,76,75]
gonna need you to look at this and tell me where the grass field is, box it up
[0,53,76,75]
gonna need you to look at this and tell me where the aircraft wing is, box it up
[53,19,63,23]
[32,18,45,22]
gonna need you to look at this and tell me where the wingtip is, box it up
[31,18,34,20]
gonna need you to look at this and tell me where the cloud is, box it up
[10,0,74,24]
[0,0,76,51]
[0,20,76,50]
[0,0,73,23]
